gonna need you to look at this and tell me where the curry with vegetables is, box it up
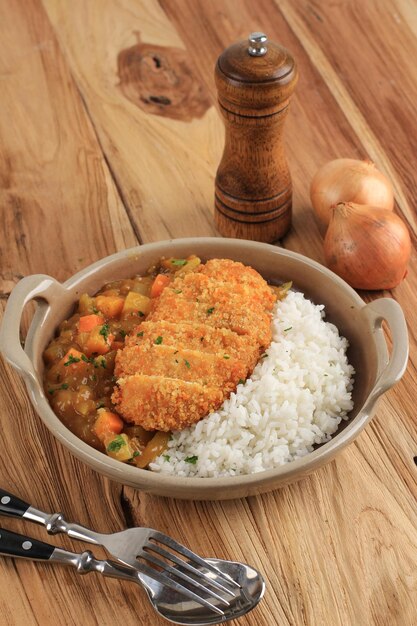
[43,255,290,469]
[43,256,201,467]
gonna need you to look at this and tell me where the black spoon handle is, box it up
[0,489,31,518]
[0,527,55,560]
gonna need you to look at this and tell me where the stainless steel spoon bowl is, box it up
[143,557,265,625]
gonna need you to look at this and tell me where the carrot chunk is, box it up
[94,410,124,441]
[84,325,115,356]
[78,314,105,333]
[150,274,171,298]
[60,348,84,366]
[95,295,125,319]
[58,348,89,376]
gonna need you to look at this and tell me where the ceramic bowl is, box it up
[0,238,408,499]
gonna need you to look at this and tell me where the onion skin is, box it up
[324,202,410,290]
[311,159,394,227]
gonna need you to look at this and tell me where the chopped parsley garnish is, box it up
[173,289,182,294]
[223,354,230,360]
[163,454,171,462]
[284,327,292,332]
[137,311,145,317]
[120,330,127,339]
[184,359,191,369]
[184,455,198,464]
[137,331,144,337]
[206,307,215,315]
[96,401,106,409]
[107,436,126,452]
[154,336,163,345]
[64,354,81,366]
[99,323,110,341]
[80,354,106,369]
[92,307,99,314]
[133,451,141,458]
[171,259,187,266]
[238,379,245,385]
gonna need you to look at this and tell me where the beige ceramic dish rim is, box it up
[0,238,408,499]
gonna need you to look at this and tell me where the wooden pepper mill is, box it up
[214,32,298,242]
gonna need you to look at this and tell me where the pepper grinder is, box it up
[214,32,298,242]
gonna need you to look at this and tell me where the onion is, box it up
[324,202,410,290]
[311,159,394,227]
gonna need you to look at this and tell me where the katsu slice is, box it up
[124,320,260,368]
[114,258,276,431]
[148,290,272,349]
[112,375,224,431]
[167,272,276,313]
[198,258,276,308]
[115,344,248,391]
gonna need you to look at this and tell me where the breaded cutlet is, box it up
[169,272,276,312]
[147,289,272,349]
[113,375,224,431]
[198,259,274,300]
[114,344,247,392]
[112,258,276,431]
[124,320,260,369]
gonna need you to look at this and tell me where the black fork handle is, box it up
[0,527,55,560]
[0,489,31,518]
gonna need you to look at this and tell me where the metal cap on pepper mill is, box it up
[214,32,298,242]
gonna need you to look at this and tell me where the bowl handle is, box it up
[0,275,67,385]
[363,297,408,408]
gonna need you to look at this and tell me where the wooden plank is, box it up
[38,1,417,625]
[41,0,224,242]
[158,0,386,261]
[0,0,137,296]
[0,1,153,625]
[277,0,417,235]
[0,319,167,626]
[1,1,416,625]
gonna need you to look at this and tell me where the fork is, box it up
[0,489,240,616]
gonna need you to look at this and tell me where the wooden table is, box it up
[1,1,416,624]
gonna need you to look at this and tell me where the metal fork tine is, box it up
[139,550,231,607]
[146,541,237,598]
[134,560,226,617]
[150,531,242,589]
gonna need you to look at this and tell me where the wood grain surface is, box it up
[1,1,416,625]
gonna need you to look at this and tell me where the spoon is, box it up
[0,526,265,625]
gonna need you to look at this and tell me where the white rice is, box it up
[149,291,355,477]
